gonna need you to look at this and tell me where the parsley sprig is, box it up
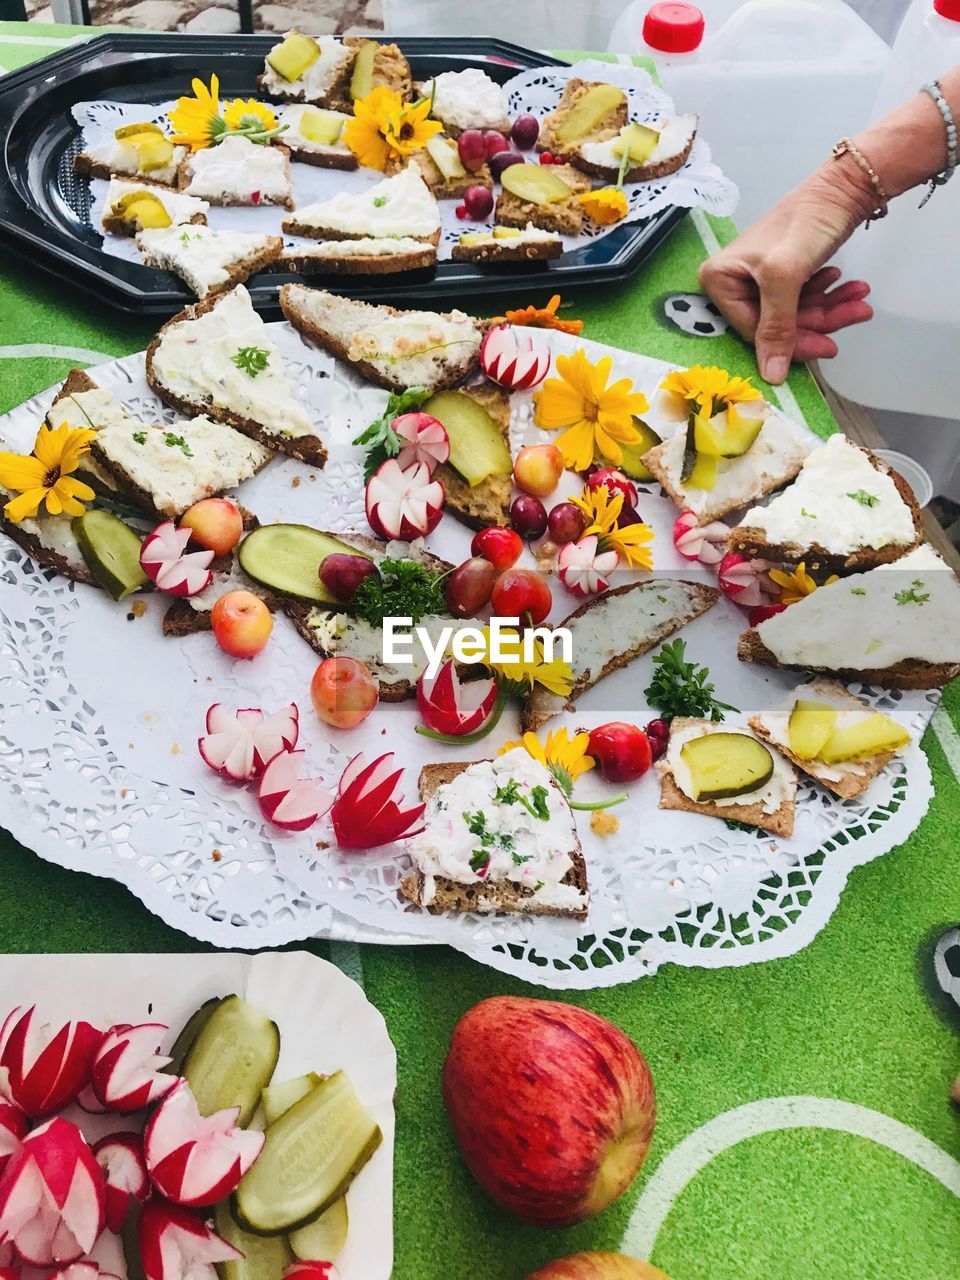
[894,578,930,606]
[231,346,270,378]
[351,558,446,630]
[465,809,515,875]
[163,432,193,458]
[847,489,879,507]
[354,387,432,482]
[644,638,737,722]
[495,779,550,821]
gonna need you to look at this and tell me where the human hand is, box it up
[698,166,876,384]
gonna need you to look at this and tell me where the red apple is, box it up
[525,1255,671,1280]
[443,996,655,1227]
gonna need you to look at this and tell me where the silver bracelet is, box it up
[919,79,957,206]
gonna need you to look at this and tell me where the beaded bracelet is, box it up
[831,137,889,222]
[920,79,958,206]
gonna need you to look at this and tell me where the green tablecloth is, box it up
[1,29,958,1279]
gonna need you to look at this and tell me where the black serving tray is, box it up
[0,33,687,316]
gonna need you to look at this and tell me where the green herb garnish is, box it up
[495,779,550,821]
[464,810,515,867]
[132,431,147,445]
[231,346,270,378]
[354,386,432,481]
[644,638,737,722]
[372,195,388,207]
[847,489,879,507]
[469,849,490,873]
[800,507,817,519]
[162,432,193,458]
[894,581,930,605]
[850,587,866,596]
[352,557,446,630]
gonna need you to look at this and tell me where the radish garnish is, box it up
[0,1117,105,1267]
[365,459,444,542]
[0,1104,26,1179]
[92,1133,150,1234]
[91,1024,177,1115]
[717,551,777,608]
[144,1080,263,1209]
[480,323,551,391]
[138,1199,241,1280]
[50,1262,121,1280]
[673,510,730,566]
[257,750,334,833]
[557,536,619,597]
[417,661,498,738]
[139,523,214,598]
[0,1266,18,1280]
[392,413,450,474]
[284,1265,341,1280]
[198,704,299,783]
[0,1007,102,1119]
[330,753,425,851]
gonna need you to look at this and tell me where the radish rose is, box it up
[199,704,300,783]
[258,750,334,833]
[557,536,619,597]
[365,459,444,541]
[92,1132,150,1234]
[330,753,425,850]
[0,1007,102,1119]
[139,523,214,598]
[138,1200,241,1280]
[480,324,550,391]
[392,413,449,473]
[0,1105,26,1180]
[91,1024,178,1114]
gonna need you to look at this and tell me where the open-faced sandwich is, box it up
[275,104,357,169]
[259,32,411,109]
[422,67,512,138]
[101,180,208,237]
[748,679,910,800]
[137,226,284,299]
[74,121,185,188]
[385,134,493,199]
[657,718,798,837]
[400,750,589,918]
[281,237,437,277]
[282,163,441,246]
[573,115,699,183]
[494,162,592,236]
[538,78,628,160]
[452,224,563,263]
[177,135,295,210]
[522,579,721,731]
[729,433,923,571]
[739,542,960,689]
[146,285,325,467]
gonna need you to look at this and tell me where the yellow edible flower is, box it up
[169,74,222,151]
[222,98,279,134]
[659,364,762,418]
[0,423,96,523]
[343,86,442,171]
[534,348,649,472]
[478,626,574,698]
[499,728,595,795]
[572,484,655,570]
[578,187,628,225]
[769,561,839,605]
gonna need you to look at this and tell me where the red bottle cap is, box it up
[934,0,960,20]
[642,2,706,53]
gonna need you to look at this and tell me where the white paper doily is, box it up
[70,58,738,273]
[0,325,936,988]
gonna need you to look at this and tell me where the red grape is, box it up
[320,553,378,602]
[644,718,670,763]
[510,114,540,149]
[547,501,586,545]
[457,129,488,173]
[483,130,511,158]
[455,203,469,219]
[488,149,524,179]
[471,526,522,572]
[491,568,552,625]
[463,185,494,219]
[445,556,497,618]
[510,494,548,540]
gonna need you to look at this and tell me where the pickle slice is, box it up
[73,510,148,601]
[267,32,320,83]
[611,417,662,481]
[500,163,572,205]
[349,39,377,99]
[422,391,512,487]
[298,107,344,146]
[681,732,774,800]
[289,1197,349,1262]
[553,84,626,143]
[261,1073,325,1127]
[238,524,370,605]
[115,121,164,140]
[164,996,222,1077]
[234,1070,382,1234]
[182,994,279,1127]
[425,134,466,180]
[820,713,910,763]
[612,122,660,164]
[215,1202,293,1280]
[787,699,837,760]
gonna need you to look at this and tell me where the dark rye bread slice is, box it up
[281,218,441,248]
[278,285,485,394]
[176,147,295,211]
[47,368,131,494]
[385,149,493,198]
[145,291,326,469]
[400,762,588,919]
[0,511,94,587]
[729,447,924,573]
[281,140,357,171]
[103,209,206,239]
[281,243,437,277]
[737,628,960,691]
[432,384,513,531]
[73,153,179,189]
[538,78,628,158]
[522,578,721,732]
[451,235,562,264]
[657,717,796,838]
[137,232,285,300]
[571,128,697,183]
[495,163,591,237]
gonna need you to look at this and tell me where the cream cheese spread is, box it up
[103,179,209,230]
[0,485,85,567]
[304,609,459,684]
[150,286,315,440]
[278,104,351,153]
[739,434,917,553]
[94,416,270,518]
[45,387,138,492]
[664,721,793,814]
[85,136,184,185]
[756,543,960,669]
[284,236,429,259]
[137,225,278,298]
[346,308,481,385]
[261,34,353,101]
[579,115,697,170]
[429,69,510,131]
[751,681,900,782]
[409,752,585,912]
[292,163,440,239]
[460,224,558,246]
[180,136,291,205]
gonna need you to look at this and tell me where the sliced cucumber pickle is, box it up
[238,524,369,605]
[423,391,512,488]
[182,994,279,1127]
[234,1070,382,1234]
[73,509,148,601]
[607,417,661,482]
[553,83,625,143]
[261,1072,325,1127]
[215,1201,293,1280]
[500,163,572,205]
[680,732,774,801]
[164,996,222,1077]
[787,699,837,760]
[289,1197,348,1262]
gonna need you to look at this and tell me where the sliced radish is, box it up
[91,1024,177,1114]
[717,551,777,608]
[748,601,788,627]
[257,751,334,833]
[557,535,619,597]
[139,523,215,598]
[0,1007,102,1119]
[284,1265,341,1280]
[330,752,425,851]
[392,413,450,473]
[417,661,498,738]
[50,1262,121,1280]
[672,510,730,566]
[138,1199,241,1280]
[0,1266,19,1280]
[365,459,444,542]
[0,1116,105,1267]
[198,703,299,783]
[0,1104,26,1179]
[92,1132,150,1235]
[480,324,551,391]
[144,1080,263,1209]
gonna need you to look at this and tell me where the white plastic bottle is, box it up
[825,0,960,419]
[609,0,890,227]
